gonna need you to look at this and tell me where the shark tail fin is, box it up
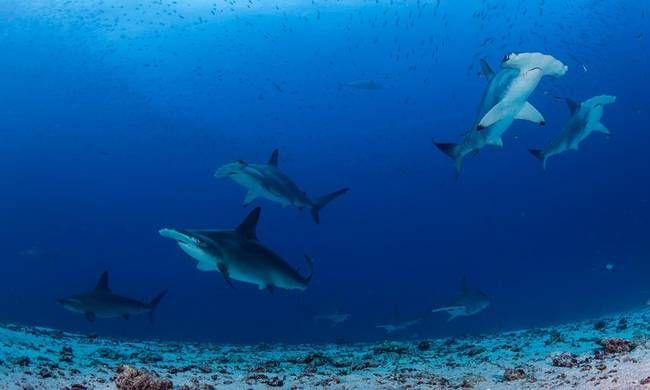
[148,290,167,323]
[433,141,457,160]
[528,149,547,169]
[447,313,461,322]
[433,141,463,177]
[310,188,349,224]
[303,255,314,284]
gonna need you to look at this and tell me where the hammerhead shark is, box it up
[215,149,349,224]
[376,319,421,334]
[434,52,568,174]
[529,95,616,168]
[315,313,350,327]
[159,207,313,293]
[58,272,166,322]
[431,278,489,321]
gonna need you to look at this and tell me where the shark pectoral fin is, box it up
[566,98,579,114]
[486,137,503,147]
[477,101,508,129]
[592,123,610,135]
[217,263,236,290]
[243,191,258,207]
[122,314,130,320]
[196,258,216,271]
[515,102,545,125]
[85,312,96,322]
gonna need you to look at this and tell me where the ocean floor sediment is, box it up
[3,310,650,389]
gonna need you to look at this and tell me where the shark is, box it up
[315,313,350,327]
[431,278,489,321]
[215,149,349,224]
[159,207,313,293]
[58,271,166,322]
[376,319,421,334]
[528,95,616,168]
[434,52,568,174]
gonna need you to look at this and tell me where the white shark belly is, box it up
[478,70,543,129]
[229,265,303,290]
[179,243,218,271]
[234,175,292,206]
[483,117,515,146]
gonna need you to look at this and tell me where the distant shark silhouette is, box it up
[58,271,166,322]
[376,319,421,334]
[159,207,313,293]
[529,95,616,168]
[215,149,348,224]
[434,52,568,175]
[315,312,350,327]
[431,278,490,321]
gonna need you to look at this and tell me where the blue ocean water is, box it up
[0,0,648,345]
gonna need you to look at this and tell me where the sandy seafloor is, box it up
[3,310,650,389]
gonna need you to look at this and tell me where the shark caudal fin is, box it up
[303,255,314,284]
[148,290,168,323]
[433,141,463,177]
[310,188,349,224]
[433,141,457,159]
[528,149,547,169]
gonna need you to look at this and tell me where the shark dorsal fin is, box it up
[460,277,469,296]
[479,59,495,80]
[268,149,279,167]
[236,207,260,240]
[95,271,110,292]
[566,98,579,114]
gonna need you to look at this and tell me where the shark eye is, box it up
[502,53,514,63]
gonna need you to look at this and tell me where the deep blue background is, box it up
[0,0,648,343]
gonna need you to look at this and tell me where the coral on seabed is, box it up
[115,365,173,390]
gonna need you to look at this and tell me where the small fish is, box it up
[605,263,615,271]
